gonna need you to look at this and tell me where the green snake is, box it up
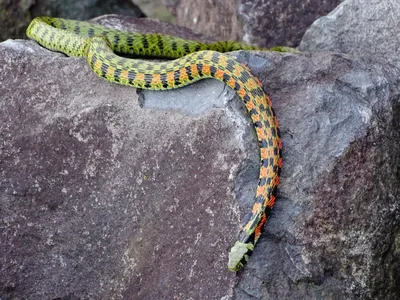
[26,17,282,272]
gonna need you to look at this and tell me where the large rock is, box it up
[162,0,343,48]
[1,16,399,300]
[299,0,400,69]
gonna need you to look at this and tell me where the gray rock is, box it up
[299,0,400,69]
[161,0,245,46]
[238,0,344,48]
[1,16,399,300]
[29,0,145,21]
[0,0,35,41]
[162,0,344,48]
[233,51,400,300]
[0,0,144,42]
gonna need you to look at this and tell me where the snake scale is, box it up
[26,17,282,272]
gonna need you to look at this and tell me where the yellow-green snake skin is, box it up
[26,16,282,272]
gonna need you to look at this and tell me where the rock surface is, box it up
[0,0,144,42]
[162,0,343,48]
[299,0,400,69]
[133,0,174,23]
[1,15,399,300]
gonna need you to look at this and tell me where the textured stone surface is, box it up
[0,0,35,41]
[232,51,400,300]
[0,41,243,300]
[133,0,174,22]
[300,0,400,69]
[162,0,343,48]
[0,0,144,42]
[1,16,399,300]
[162,0,244,45]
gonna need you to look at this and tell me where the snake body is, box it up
[26,17,282,271]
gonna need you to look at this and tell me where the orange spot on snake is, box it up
[246,78,257,90]
[227,78,237,88]
[266,96,273,107]
[120,70,128,81]
[233,66,242,77]
[95,60,102,70]
[265,195,276,208]
[218,55,228,67]
[215,69,224,80]
[136,73,145,82]
[254,213,267,241]
[237,88,246,98]
[260,148,271,160]
[246,101,255,111]
[167,72,175,86]
[202,64,211,75]
[152,74,162,87]
[278,137,283,149]
[190,64,198,77]
[252,202,262,214]
[179,68,188,82]
[278,158,283,168]
[256,185,266,197]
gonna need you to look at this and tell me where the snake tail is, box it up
[26,17,282,272]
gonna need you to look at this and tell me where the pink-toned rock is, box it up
[1,14,399,300]
[162,0,343,47]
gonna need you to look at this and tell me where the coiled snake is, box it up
[26,17,282,272]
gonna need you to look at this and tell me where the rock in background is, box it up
[162,0,344,48]
[133,0,174,23]
[0,0,145,41]
[1,1,400,300]
[299,0,400,69]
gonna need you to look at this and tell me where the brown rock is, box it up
[162,0,343,48]
[1,14,399,300]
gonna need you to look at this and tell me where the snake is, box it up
[26,17,282,272]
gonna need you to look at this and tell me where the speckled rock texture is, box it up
[1,15,399,300]
[300,0,400,69]
[162,0,343,48]
[0,0,144,42]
